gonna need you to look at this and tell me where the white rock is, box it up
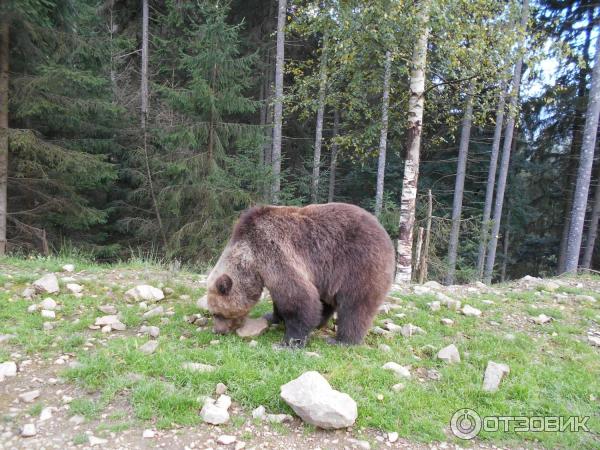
[41,309,56,319]
[252,405,266,420]
[215,383,228,395]
[27,304,38,313]
[588,335,600,347]
[143,306,164,319]
[428,301,441,311]
[21,423,36,437]
[0,334,15,344]
[32,274,59,294]
[280,371,357,429]
[22,287,36,299]
[217,435,237,445]
[200,399,230,425]
[540,281,560,292]
[267,413,293,423]
[348,439,371,450]
[482,361,510,392]
[388,431,399,443]
[110,321,126,331]
[39,406,55,421]
[440,318,454,326]
[575,295,596,303]
[66,283,83,294]
[392,383,405,392]
[95,315,121,326]
[378,344,391,352]
[89,435,108,446]
[143,429,155,438]
[436,292,461,310]
[371,326,391,336]
[98,305,117,314]
[413,285,431,295]
[382,362,411,379]
[236,317,269,338]
[39,298,57,310]
[235,442,246,450]
[0,361,17,380]
[461,305,482,317]
[182,362,215,372]
[19,389,40,403]
[62,264,75,272]
[532,314,552,324]
[140,325,160,338]
[139,340,159,354]
[125,285,164,302]
[197,295,209,311]
[215,394,231,410]
[383,322,402,333]
[69,415,85,425]
[400,323,425,337]
[423,281,443,290]
[437,344,460,364]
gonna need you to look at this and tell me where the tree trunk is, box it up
[483,0,529,284]
[396,0,430,284]
[445,82,475,285]
[476,82,507,278]
[328,109,339,203]
[311,35,328,203]
[375,50,392,217]
[417,189,433,284]
[565,32,600,273]
[557,10,594,274]
[582,167,600,268]
[0,18,8,255]
[414,226,424,279]
[140,0,167,250]
[271,0,287,204]
[501,210,511,283]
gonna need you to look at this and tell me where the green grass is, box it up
[1,256,599,448]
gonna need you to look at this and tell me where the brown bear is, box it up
[206,202,395,347]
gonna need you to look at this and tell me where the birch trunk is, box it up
[140,0,167,249]
[565,32,600,273]
[396,0,430,283]
[581,168,600,268]
[375,50,392,217]
[445,82,474,285]
[328,109,339,203]
[417,189,433,284]
[311,36,328,203]
[483,0,529,284]
[0,18,9,255]
[271,0,287,203]
[476,83,507,278]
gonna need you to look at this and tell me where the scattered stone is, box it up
[27,304,38,313]
[111,321,126,331]
[371,326,391,336]
[305,351,321,358]
[378,344,391,352]
[383,322,402,333]
[437,293,461,310]
[98,305,117,314]
[348,438,371,450]
[482,361,510,392]
[140,325,160,338]
[21,423,36,437]
[392,383,405,392]
[139,340,159,354]
[413,285,431,295]
[437,344,460,364]
[588,335,600,347]
[69,415,85,425]
[267,413,293,423]
[0,334,16,345]
[163,287,175,296]
[32,273,59,294]
[41,309,56,319]
[143,429,155,438]
[428,301,441,311]
[461,305,482,317]
[62,264,75,272]
[541,281,560,292]
[382,362,411,379]
[125,285,164,302]
[235,442,246,450]
[440,318,454,326]
[200,398,230,425]
[280,371,357,429]
[66,283,83,294]
[101,325,111,333]
[40,297,57,310]
[575,295,596,303]
[0,361,17,381]
[197,295,209,310]
[248,340,258,348]
[532,314,552,324]
[39,407,55,421]
[217,435,237,445]
[252,405,266,420]
[143,305,164,319]
[95,315,120,326]
[182,362,215,373]
[388,431,399,443]
[236,317,269,338]
[89,435,108,446]
[423,280,443,290]
[22,287,36,299]
[400,323,425,337]
[19,389,40,403]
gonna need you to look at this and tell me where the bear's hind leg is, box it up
[333,294,380,345]
[318,302,335,329]
[263,302,282,325]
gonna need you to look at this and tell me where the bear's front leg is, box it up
[262,302,282,325]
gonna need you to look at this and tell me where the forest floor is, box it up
[0,256,599,450]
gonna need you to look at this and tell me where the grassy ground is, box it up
[1,256,599,448]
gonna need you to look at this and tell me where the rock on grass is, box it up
[382,362,411,378]
[482,361,510,392]
[21,423,36,437]
[33,274,59,294]
[0,361,17,381]
[437,344,460,364]
[139,340,159,354]
[125,285,164,302]
[236,317,269,338]
[182,362,215,373]
[280,371,357,429]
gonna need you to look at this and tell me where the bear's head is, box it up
[206,241,263,334]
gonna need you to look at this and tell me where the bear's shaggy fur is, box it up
[206,203,395,346]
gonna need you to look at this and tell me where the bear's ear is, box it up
[216,274,233,296]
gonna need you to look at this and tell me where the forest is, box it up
[0,0,599,284]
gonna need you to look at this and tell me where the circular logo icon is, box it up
[450,408,482,440]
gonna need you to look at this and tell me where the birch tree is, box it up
[396,0,430,283]
[565,32,600,273]
[0,16,8,255]
[375,50,392,218]
[311,35,328,203]
[328,109,339,203]
[582,170,600,269]
[271,0,287,203]
[445,82,475,284]
[476,82,507,278]
[483,0,529,284]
